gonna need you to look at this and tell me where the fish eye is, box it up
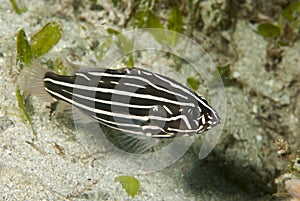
[188,108,201,118]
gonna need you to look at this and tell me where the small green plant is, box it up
[16,22,62,68]
[95,3,185,69]
[16,87,35,134]
[95,28,134,67]
[132,4,183,47]
[282,1,300,22]
[115,175,140,197]
[217,64,231,80]
[187,77,199,91]
[9,0,27,15]
[16,30,32,68]
[216,64,237,86]
[258,2,300,45]
[30,22,62,58]
[257,23,282,38]
[16,22,62,135]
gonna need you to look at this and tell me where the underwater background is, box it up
[0,0,300,200]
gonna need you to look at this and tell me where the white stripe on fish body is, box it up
[45,87,150,122]
[61,88,157,110]
[43,67,221,137]
[43,78,195,107]
[75,72,91,81]
[86,71,189,100]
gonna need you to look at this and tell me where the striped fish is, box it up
[21,65,220,138]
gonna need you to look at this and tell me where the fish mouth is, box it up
[212,112,222,125]
[196,116,221,134]
[215,117,221,125]
[213,116,222,127]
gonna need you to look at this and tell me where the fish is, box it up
[19,63,221,138]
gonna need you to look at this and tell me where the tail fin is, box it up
[18,62,54,102]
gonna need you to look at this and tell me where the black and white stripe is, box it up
[43,67,220,137]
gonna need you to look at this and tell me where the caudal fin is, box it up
[18,62,54,102]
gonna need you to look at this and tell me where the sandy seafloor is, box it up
[1,0,300,200]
